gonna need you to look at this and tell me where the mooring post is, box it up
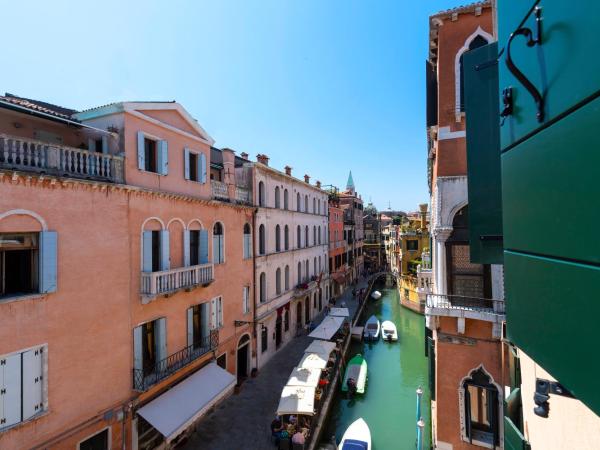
[416,386,423,449]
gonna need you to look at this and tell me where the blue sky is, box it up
[3,0,460,211]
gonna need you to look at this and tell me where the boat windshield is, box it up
[366,324,378,330]
[342,439,368,450]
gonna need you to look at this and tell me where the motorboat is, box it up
[381,320,398,342]
[341,354,368,395]
[363,315,380,341]
[371,290,382,300]
[339,417,371,450]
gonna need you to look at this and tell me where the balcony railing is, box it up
[0,134,124,183]
[140,263,213,301]
[235,186,251,203]
[133,329,219,391]
[211,179,228,199]
[426,293,505,314]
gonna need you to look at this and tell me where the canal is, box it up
[320,284,431,449]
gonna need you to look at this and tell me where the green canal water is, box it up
[321,286,431,450]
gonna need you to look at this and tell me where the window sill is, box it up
[0,409,49,434]
[0,292,48,305]
[464,431,495,449]
[138,169,166,176]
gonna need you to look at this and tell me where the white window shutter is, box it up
[101,135,109,154]
[142,231,153,272]
[39,231,57,294]
[183,230,190,267]
[210,298,217,329]
[159,230,170,271]
[184,148,190,180]
[218,298,223,327]
[200,152,207,184]
[201,303,210,339]
[137,131,145,170]
[243,287,248,314]
[199,230,209,264]
[156,318,167,362]
[133,326,143,372]
[219,237,224,264]
[159,140,169,175]
[22,347,44,420]
[187,308,194,347]
[0,353,22,428]
[88,138,96,152]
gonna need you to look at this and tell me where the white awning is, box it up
[276,386,316,416]
[298,352,329,370]
[304,340,337,359]
[286,367,322,388]
[136,363,236,442]
[329,307,350,317]
[308,315,345,340]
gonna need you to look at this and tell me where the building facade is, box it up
[338,172,364,282]
[0,96,254,449]
[252,157,329,368]
[328,190,347,297]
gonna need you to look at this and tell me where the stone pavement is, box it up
[182,276,371,450]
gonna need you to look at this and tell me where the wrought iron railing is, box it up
[133,329,219,391]
[426,293,505,314]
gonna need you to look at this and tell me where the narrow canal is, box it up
[320,284,431,449]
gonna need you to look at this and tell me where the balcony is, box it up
[0,133,124,183]
[235,186,251,204]
[211,179,228,200]
[133,329,219,391]
[426,293,505,323]
[140,263,213,303]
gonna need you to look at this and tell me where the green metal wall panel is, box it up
[464,43,503,265]
[498,0,600,150]
[505,251,600,415]
[502,96,600,264]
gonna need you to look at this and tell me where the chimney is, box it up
[256,154,269,166]
[240,152,249,160]
[419,203,428,230]
[304,174,310,183]
[284,166,292,176]
[316,180,321,189]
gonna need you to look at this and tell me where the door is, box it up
[275,316,282,348]
[237,336,249,380]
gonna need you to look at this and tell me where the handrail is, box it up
[426,293,505,313]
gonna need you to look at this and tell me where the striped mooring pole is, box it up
[416,386,424,450]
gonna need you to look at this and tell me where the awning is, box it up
[298,353,329,370]
[304,340,337,359]
[286,367,322,388]
[308,315,345,340]
[276,386,316,416]
[329,307,350,317]
[136,363,236,442]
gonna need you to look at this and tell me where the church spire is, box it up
[346,170,355,192]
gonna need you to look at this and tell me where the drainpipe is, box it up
[252,207,259,371]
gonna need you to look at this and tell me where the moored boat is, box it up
[341,354,368,395]
[381,320,398,341]
[371,290,382,300]
[339,417,371,449]
[363,315,380,341]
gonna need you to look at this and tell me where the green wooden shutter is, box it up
[463,42,503,264]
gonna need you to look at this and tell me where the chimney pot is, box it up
[316,180,321,188]
[256,154,269,166]
[304,174,310,183]
[240,152,249,160]
[284,166,292,176]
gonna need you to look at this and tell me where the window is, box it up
[313,226,316,246]
[304,195,308,212]
[211,296,223,328]
[133,318,167,380]
[313,257,317,276]
[243,286,250,314]
[259,224,266,255]
[259,272,266,303]
[1,233,40,299]
[318,226,321,245]
[276,268,282,295]
[0,345,46,430]
[79,428,109,450]
[184,148,206,183]
[284,225,289,251]
[284,310,289,331]
[461,367,500,446]
[258,181,265,206]
[275,186,280,208]
[284,189,289,210]
[305,260,309,281]
[407,240,419,251]
[275,225,281,252]
[187,303,210,350]
[188,230,200,266]
[137,132,167,175]
[212,223,224,264]
[297,225,301,248]
[313,198,316,213]
[261,326,268,353]
[243,224,252,259]
[296,193,301,212]
[144,137,157,172]
[459,35,489,111]
[285,265,290,290]
[297,262,302,285]
[305,226,309,247]
[318,256,321,273]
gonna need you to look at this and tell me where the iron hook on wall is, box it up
[502,4,545,123]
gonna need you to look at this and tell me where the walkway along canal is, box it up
[320,282,431,449]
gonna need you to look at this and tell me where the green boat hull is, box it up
[341,354,368,394]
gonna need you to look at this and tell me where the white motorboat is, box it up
[339,417,371,450]
[363,315,380,341]
[381,320,398,341]
[371,290,382,300]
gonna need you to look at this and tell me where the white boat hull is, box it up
[363,315,380,340]
[340,417,371,449]
[371,290,382,300]
[381,320,398,341]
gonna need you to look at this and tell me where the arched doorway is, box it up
[304,297,310,325]
[296,302,302,332]
[236,334,250,381]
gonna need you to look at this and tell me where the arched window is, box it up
[318,226,321,245]
[296,193,301,212]
[285,265,290,290]
[297,262,302,285]
[313,198,316,214]
[243,223,252,259]
[461,367,500,445]
[305,226,309,247]
[313,257,317,275]
[313,226,316,246]
[284,225,289,251]
[297,225,301,248]
[284,189,289,210]
[276,268,281,295]
[275,225,281,252]
[304,195,308,212]
[305,259,309,280]
[318,256,322,273]
[258,224,266,255]
[259,272,266,303]
[318,200,321,215]
[213,222,224,263]
[261,325,268,352]
[275,186,281,208]
[458,34,489,111]
[258,181,265,207]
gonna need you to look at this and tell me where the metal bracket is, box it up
[503,3,545,123]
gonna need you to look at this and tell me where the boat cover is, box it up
[276,386,316,416]
[286,367,322,388]
[329,307,350,317]
[342,440,369,450]
[304,340,337,358]
[136,363,235,442]
[308,315,345,340]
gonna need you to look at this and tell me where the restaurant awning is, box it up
[329,307,350,317]
[287,367,322,388]
[136,363,236,442]
[304,340,337,359]
[298,352,329,370]
[276,386,316,416]
[308,315,345,340]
